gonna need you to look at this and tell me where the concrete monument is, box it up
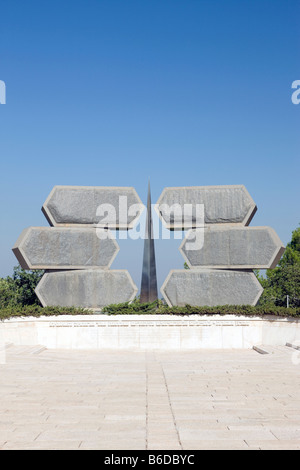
[35,269,138,309]
[42,185,144,229]
[161,269,263,307]
[12,227,119,270]
[13,186,141,309]
[156,185,257,229]
[180,226,285,270]
[12,182,285,309]
[159,185,285,307]
[140,182,158,303]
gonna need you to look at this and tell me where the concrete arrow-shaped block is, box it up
[35,269,138,308]
[42,186,144,229]
[12,227,119,270]
[180,226,285,269]
[155,185,257,230]
[161,269,263,307]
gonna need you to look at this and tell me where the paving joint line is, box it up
[244,439,250,448]
[270,429,280,441]
[145,351,149,451]
[159,359,183,450]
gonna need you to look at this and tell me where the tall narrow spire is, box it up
[140,181,158,303]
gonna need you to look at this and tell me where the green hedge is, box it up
[1,300,300,320]
[102,300,300,318]
[0,305,93,320]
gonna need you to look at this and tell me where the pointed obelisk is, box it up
[140,181,158,303]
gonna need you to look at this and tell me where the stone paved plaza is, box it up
[0,345,300,450]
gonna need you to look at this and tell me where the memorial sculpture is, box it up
[13,186,143,309]
[140,182,158,303]
[12,184,285,309]
[157,185,285,306]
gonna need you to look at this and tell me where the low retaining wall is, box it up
[1,314,300,350]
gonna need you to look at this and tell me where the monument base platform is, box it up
[1,314,300,350]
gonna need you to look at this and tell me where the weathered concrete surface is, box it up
[12,227,119,270]
[156,185,257,229]
[161,269,263,307]
[1,346,300,450]
[42,186,144,229]
[35,270,138,308]
[181,226,285,269]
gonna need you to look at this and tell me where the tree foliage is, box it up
[0,265,44,308]
[257,226,300,307]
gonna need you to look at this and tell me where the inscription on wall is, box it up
[49,320,251,328]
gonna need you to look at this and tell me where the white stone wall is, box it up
[1,315,300,350]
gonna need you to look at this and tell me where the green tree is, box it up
[0,278,17,307]
[0,265,44,308]
[257,226,300,307]
[289,226,300,253]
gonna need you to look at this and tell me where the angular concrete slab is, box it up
[35,269,138,308]
[161,269,263,307]
[12,227,119,270]
[42,186,144,229]
[180,226,285,269]
[155,185,257,229]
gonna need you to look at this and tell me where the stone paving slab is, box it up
[0,346,299,450]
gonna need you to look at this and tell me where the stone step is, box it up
[286,342,300,351]
[6,345,47,355]
[253,345,270,355]
[253,345,293,356]
[0,343,13,351]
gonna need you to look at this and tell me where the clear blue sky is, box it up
[0,0,299,292]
